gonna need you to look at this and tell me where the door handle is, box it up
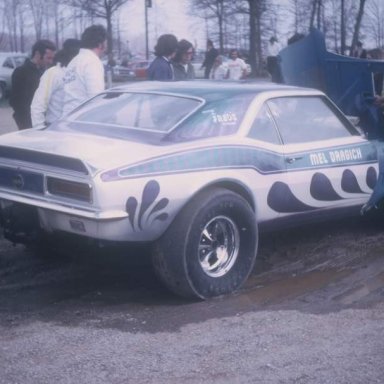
[286,156,303,164]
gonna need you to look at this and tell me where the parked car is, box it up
[191,61,205,79]
[127,60,150,79]
[0,81,379,299]
[104,63,135,84]
[0,52,27,100]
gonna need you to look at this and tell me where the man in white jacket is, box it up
[62,25,107,116]
[31,39,81,128]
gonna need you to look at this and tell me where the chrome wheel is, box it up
[152,187,257,299]
[198,215,240,278]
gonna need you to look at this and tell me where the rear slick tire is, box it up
[152,187,258,299]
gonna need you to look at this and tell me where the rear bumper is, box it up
[0,190,127,220]
[0,197,162,243]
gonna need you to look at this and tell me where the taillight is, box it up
[47,177,92,202]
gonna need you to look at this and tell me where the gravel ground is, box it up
[0,216,383,383]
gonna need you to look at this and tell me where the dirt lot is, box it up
[0,215,383,384]
[0,102,383,383]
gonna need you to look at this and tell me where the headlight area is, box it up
[46,177,92,203]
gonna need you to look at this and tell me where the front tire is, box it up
[152,188,258,299]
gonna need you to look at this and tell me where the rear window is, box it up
[67,92,202,133]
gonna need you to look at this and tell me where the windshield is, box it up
[66,92,202,133]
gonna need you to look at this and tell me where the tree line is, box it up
[191,0,384,76]
[0,0,383,76]
[0,0,130,55]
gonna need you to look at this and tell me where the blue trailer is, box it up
[278,28,384,140]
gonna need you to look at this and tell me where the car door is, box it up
[264,95,378,217]
[246,101,288,222]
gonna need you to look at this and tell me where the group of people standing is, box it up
[147,34,249,81]
[9,27,248,131]
[10,24,107,130]
[147,34,195,81]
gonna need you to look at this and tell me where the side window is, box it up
[248,104,281,144]
[267,96,355,144]
[14,56,26,67]
[167,94,254,142]
[2,58,14,69]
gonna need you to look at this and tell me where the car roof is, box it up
[110,80,322,101]
[0,52,27,63]
[0,52,27,57]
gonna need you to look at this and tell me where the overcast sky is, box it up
[121,0,205,56]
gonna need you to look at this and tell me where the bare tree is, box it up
[0,0,6,49]
[349,0,367,55]
[287,0,309,34]
[69,0,131,56]
[365,0,384,48]
[28,0,45,40]
[48,0,78,48]
[190,0,229,53]
[2,0,20,51]
[340,0,346,54]
[309,0,323,30]
[237,0,269,77]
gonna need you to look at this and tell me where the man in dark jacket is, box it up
[201,39,218,79]
[147,34,178,81]
[10,39,56,130]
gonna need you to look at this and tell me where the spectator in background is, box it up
[209,55,228,80]
[266,36,283,83]
[227,49,247,80]
[10,39,56,129]
[368,48,384,97]
[201,39,218,79]
[31,39,81,129]
[147,34,178,81]
[62,24,107,116]
[172,39,195,80]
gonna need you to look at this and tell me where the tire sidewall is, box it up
[185,190,257,298]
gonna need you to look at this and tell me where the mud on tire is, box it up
[152,187,258,299]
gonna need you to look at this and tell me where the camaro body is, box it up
[0,81,379,244]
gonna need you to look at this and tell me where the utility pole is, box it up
[145,0,152,59]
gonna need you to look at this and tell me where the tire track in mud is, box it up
[0,215,383,328]
[241,217,384,308]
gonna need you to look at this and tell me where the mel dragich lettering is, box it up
[310,148,363,166]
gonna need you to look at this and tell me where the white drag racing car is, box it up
[0,81,379,298]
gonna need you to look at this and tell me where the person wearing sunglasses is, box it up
[172,39,196,81]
